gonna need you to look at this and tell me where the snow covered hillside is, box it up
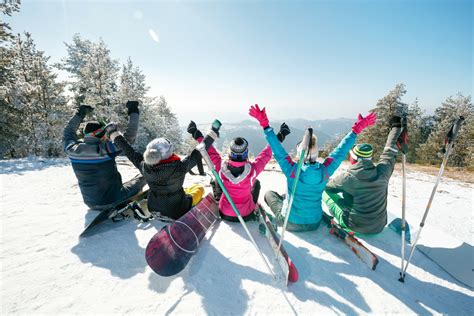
[1,157,473,314]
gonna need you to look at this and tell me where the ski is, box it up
[322,212,379,270]
[256,205,298,284]
[145,193,220,276]
[79,190,150,238]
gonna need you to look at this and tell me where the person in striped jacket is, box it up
[63,102,146,210]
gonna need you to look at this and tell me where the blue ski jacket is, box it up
[264,127,357,225]
[63,112,139,209]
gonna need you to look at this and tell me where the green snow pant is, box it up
[322,190,351,230]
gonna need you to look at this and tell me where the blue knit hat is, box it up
[229,137,249,162]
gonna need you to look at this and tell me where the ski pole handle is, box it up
[446,116,464,145]
[301,127,312,150]
[197,143,215,169]
[212,119,222,131]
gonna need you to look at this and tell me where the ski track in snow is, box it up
[1,157,473,315]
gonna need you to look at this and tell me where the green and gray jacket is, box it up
[325,126,402,234]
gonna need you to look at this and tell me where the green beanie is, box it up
[351,143,373,159]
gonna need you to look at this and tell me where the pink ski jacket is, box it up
[207,145,272,217]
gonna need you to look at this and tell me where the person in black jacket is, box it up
[63,102,146,210]
[105,121,220,220]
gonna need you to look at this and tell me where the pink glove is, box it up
[248,104,269,128]
[352,112,377,134]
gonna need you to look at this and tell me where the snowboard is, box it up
[145,193,220,276]
[322,212,379,270]
[256,206,299,283]
[80,190,149,238]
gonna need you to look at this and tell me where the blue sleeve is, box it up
[121,113,139,145]
[264,127,294,178]
[324,131,357,176]
[63,113,83,150]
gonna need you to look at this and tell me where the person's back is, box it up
[67,139,124,208]
[325,116,405,234]
[208,137,272,220]
[332,159,391,233]
[109,122,219,219]
[63,103,143,209]
[141,148,199,218]
[265,127,357,227]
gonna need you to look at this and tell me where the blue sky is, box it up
[7,0,472,123]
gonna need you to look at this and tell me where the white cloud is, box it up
[148,29,159,43]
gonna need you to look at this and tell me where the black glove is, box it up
[400,116,407,128]
[104,122,119,138]
[187,120,204,140]
[390,115,402,128]
[277,122,291,142]
[126,101,139,115]
[77,105,93,117]
[396,116,408,154]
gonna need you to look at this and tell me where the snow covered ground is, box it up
[1,157,473,315]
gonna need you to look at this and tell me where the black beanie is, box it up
[83,121,105,137]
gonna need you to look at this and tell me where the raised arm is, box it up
[63,105,92,150]
[324,131,357,176]
[249,104,295,178]
[324,112,377,176]
[183,134,218,172]
[121,101,140,145]
[252,145,272,175]
[107,123,144,170]
[377,116,404,179]
[183,120,221,171]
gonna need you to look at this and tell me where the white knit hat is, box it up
[296,135,319,163]
[144,138,174,165]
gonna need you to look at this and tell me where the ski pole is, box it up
[197,143,277,280]
[399,152,407,280]
[400,116,464,282]
[397,114,409,282]
[277,128,312,254]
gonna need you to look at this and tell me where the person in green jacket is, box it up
[323,115,406,234]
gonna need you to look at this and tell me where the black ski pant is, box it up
[264,190,320,232]
[90,174,147,210]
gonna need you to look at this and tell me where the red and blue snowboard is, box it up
[145,193,220,276]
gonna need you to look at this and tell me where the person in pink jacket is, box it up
[187,117,291,222]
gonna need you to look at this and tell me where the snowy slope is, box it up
[1,157,473,315]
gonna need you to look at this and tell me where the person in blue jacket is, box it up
[63,102,146,210]
[249,104,376,232]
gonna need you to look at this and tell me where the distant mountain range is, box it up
[182,118,353,154]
